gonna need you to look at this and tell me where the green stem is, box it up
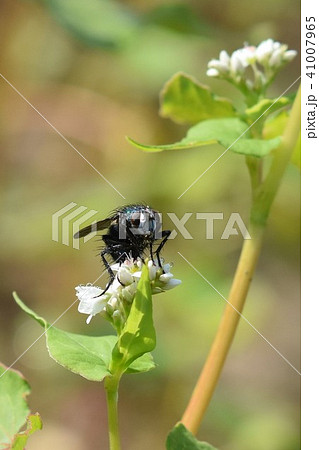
[105,376,121,450]
[251,85,301,225]
[181,84,301,435]
[246,156,263,193]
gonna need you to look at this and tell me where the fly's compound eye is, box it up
[130,212,141,228]
[148,216,156,233]
[129,211,154,235]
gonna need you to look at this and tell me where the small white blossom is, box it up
[207,39,297,93]
[256,39,297,68]
[219,50,230,66]
[76,285,110,324]
[206,67,219,77]
[283,49,297,62]
[255,39,278,63]
[148,259,157,281]
[230,50,245,74]
[117,266,133,285]
[231,46,256,72]
[163,278,182,290]
[75,258,181,329]
[159,273,174,282]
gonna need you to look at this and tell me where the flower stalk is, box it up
[181,85,301,434]
[105,375,121,450]
[75,258,181,449]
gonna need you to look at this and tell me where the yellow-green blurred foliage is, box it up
[0,1,300,449]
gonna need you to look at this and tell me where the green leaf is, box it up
[126,352,156,374]
[263,111,300,169]
[160,73,235,124]
[144,4,211,36]
[128,118,280,158]
[46,0,138,48]
[0,365,31,448]
[245,97,291,122]
[110,265,155,374]
[263,110,288,139]
[12,293,155,382]
[12,414,42,450]
[166,424,218,449]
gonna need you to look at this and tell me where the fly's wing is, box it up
[74,217,113,239]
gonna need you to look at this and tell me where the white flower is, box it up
[163,278,182,290]
[117,266,133,285]
[283,49,297,62]
[206,67,219,77]
[255,39,279,63]
[231,46,256,71]
[230,50,246,75]
[255,39,297,68]
[76,285,111,324]
[148,259,157,281]
[219,50,230,66]
[159,272,174,282]
[207,46,256,79]
[207,50,231,77]
[206,39,297,92]
[75,258,181,328]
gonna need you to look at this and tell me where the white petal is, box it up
[132,271,142,279]
[256,39,274,56]
[110,263,120,272]
[164,278,182,290]
[269,48,283,67]
[283,50,297,62]
[75,284,105,301]
[230,52,245,73]
[273,41,282,51]
[118,267,133,285]
[108,279,121,292]
[159,273,174,283]
[207,58,219,68]
[122,285,135,303]
[163,263,172,273]
[108,296,119,310]
[148,260,157,281]
[242,46,256,64]
[78,294,107,316]
[207,68,219,77]
[219,50,230,65]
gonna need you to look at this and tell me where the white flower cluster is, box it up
[207,39,297,92]
[75,258,181,329]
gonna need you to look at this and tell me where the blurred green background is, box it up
[0,1,300,449]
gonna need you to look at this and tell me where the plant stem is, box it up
[181,223,264,433]
[251,86,301,225]
[105,376,121,450]
[181,84,301,435]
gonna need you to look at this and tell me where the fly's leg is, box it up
[150,242,154,263]
[155,230,171,268]
[95,249,115,297]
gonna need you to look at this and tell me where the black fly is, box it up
[74,204,171,293]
